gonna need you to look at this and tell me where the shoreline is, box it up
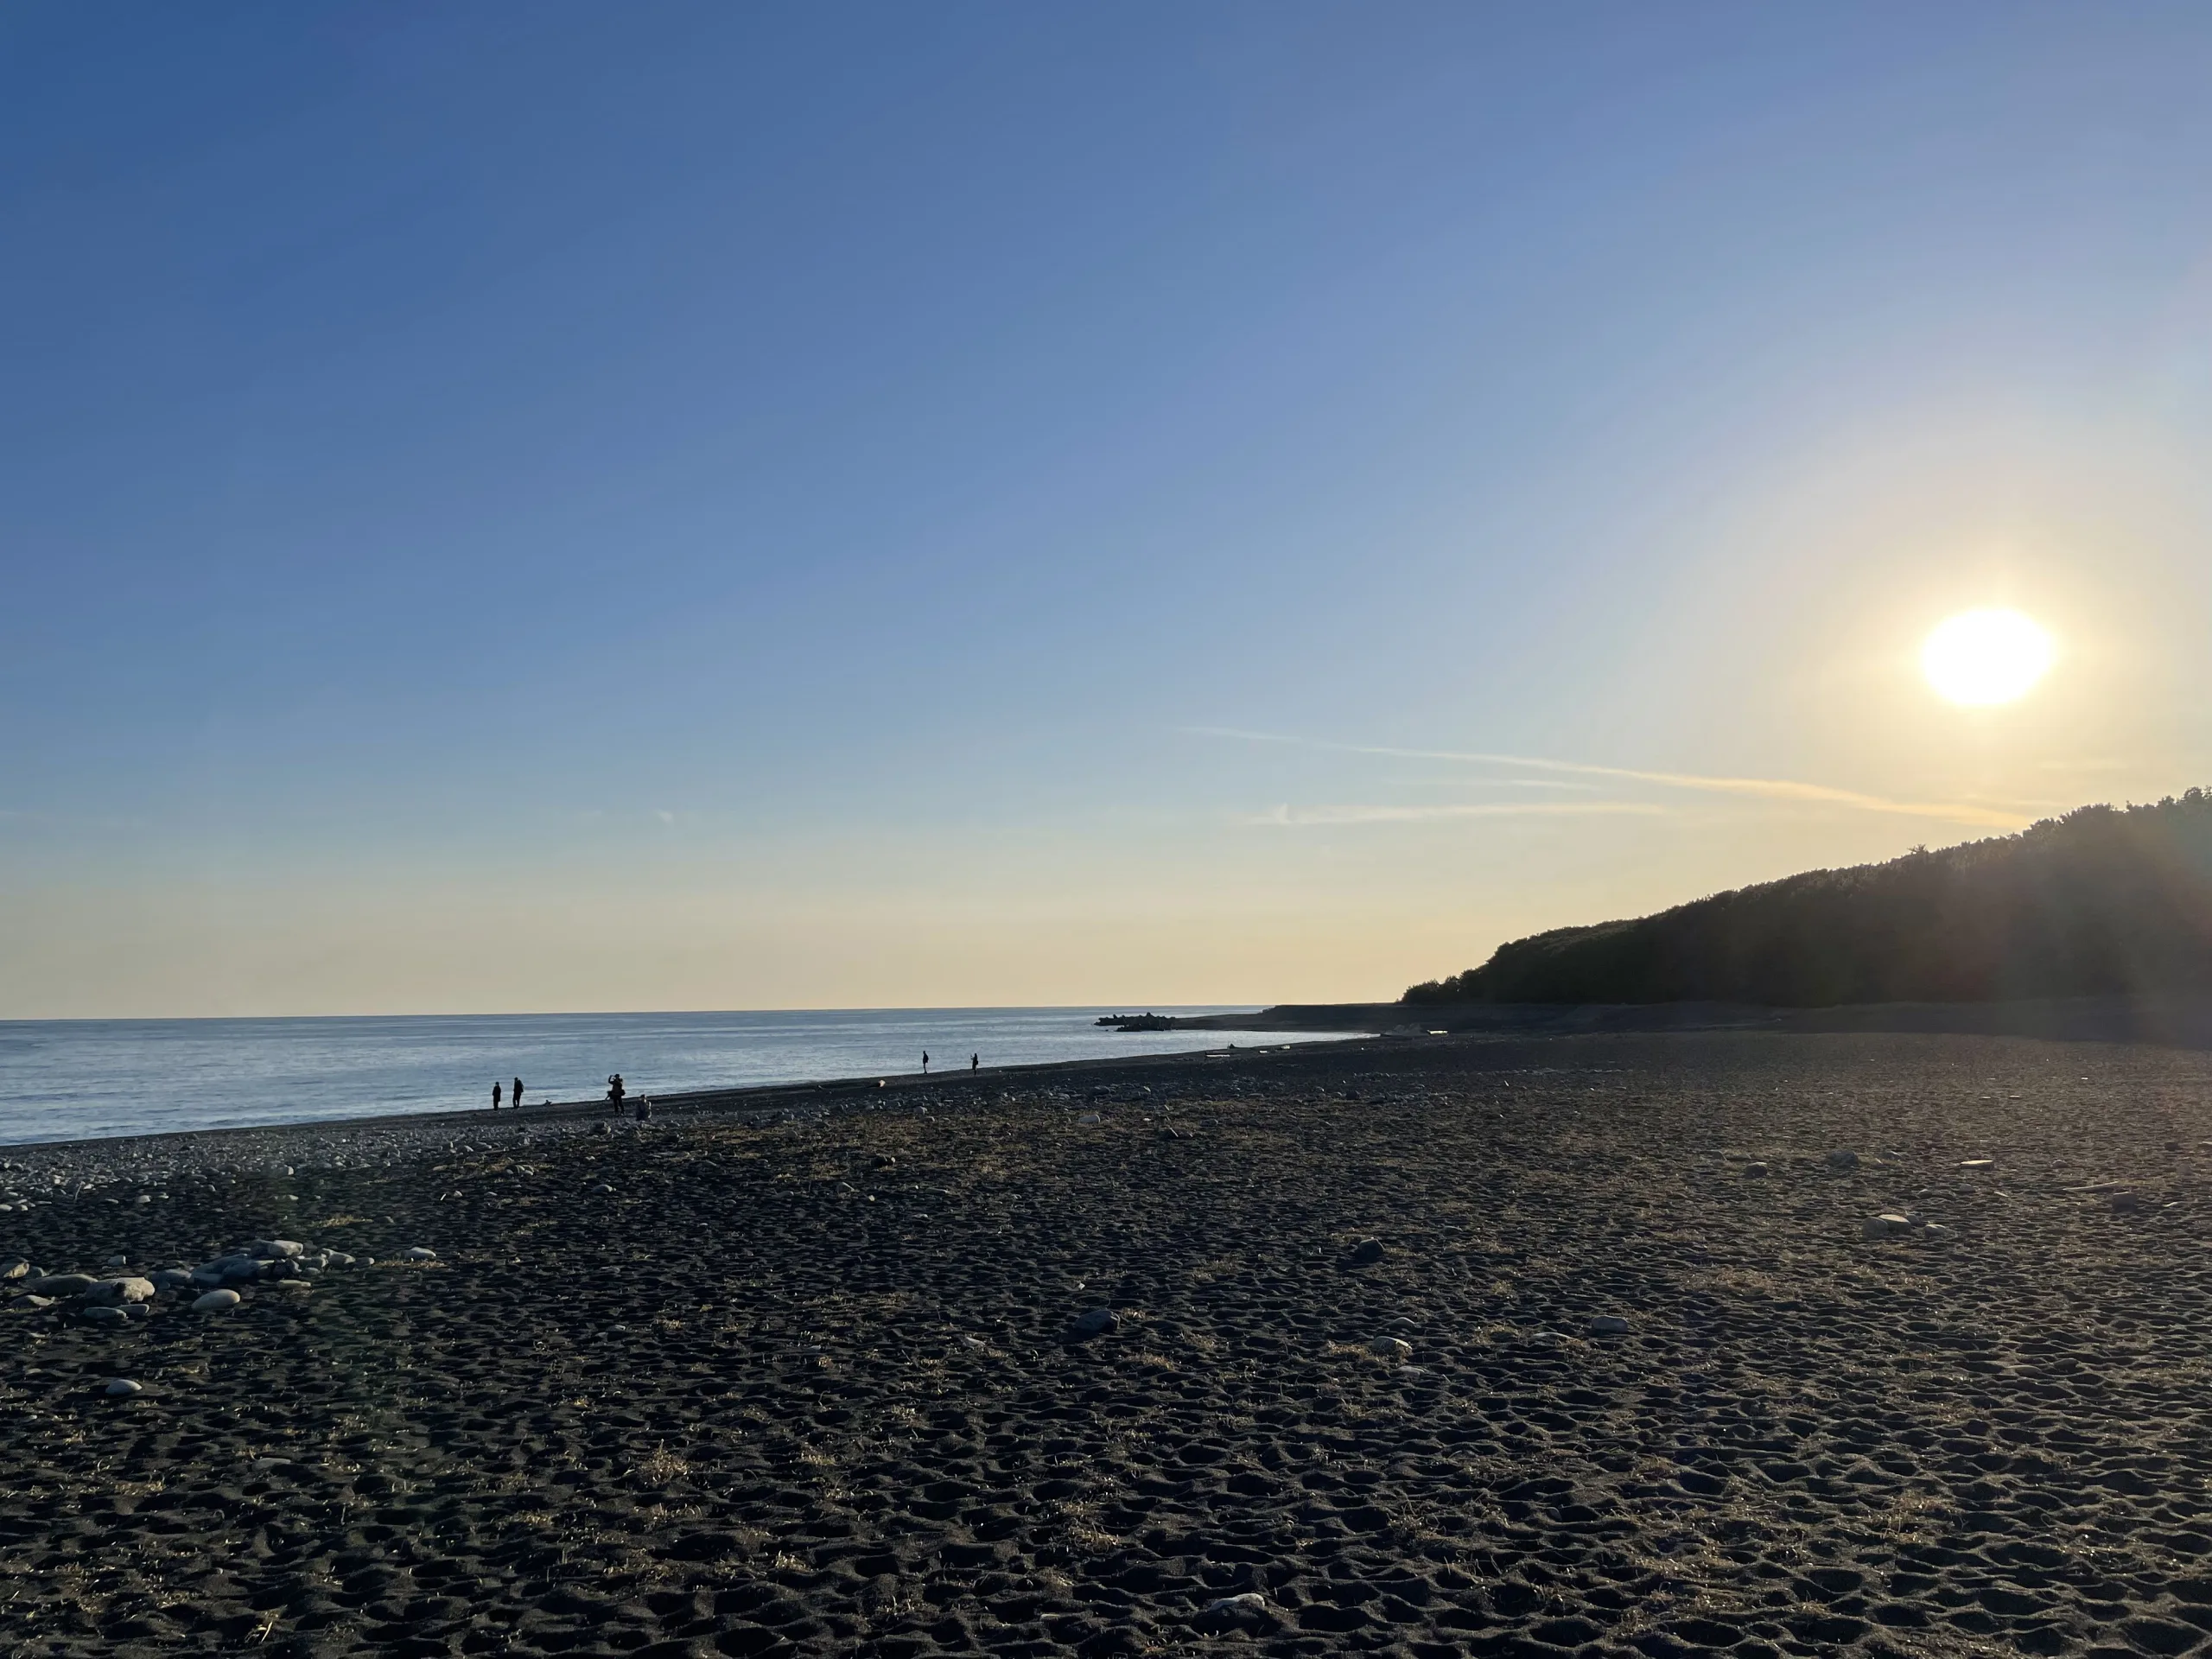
[0,1033,1383,1167]
[1179,989,2212,1046]
[0,1016,1369,1158]
[16,985,2212,1160]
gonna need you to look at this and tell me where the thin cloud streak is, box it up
[1252,801,1667,826]
[1186,728,2032,831]
[1394,777,1600,792]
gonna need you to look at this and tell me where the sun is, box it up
[1920,608,2053,706]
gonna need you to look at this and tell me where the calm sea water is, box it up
[0,1007,1356,1146]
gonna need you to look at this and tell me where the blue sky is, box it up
[6,4,2212,1015]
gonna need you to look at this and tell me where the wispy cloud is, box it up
[1253,800,1668,826]
[1392,776,1600,792]
[1188,728,2032,830]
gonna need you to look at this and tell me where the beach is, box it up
[6,1027,2212,1658]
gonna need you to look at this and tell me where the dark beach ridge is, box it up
[7,1027,2212,1659]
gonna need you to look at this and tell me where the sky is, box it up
[5,3,2212,1018]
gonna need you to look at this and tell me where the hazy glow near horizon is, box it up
[1920,610,2055,707]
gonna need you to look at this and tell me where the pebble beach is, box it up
[6,1027,2212,1659]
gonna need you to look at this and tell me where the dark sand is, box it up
[7,1029,2212,1659]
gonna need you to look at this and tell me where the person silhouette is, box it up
[922,1051,930,1075]
[970,1052,978,1074]
[492,1081,502,1110]
[513,1076,524,1110]
[607,1073,626,1114]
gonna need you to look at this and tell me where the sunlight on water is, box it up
[0,1007,1356,1145]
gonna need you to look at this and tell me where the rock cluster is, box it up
[5,1238,366,1325]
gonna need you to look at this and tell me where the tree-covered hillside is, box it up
[1405,790,2212,1007]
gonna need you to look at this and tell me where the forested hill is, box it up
[1405,790,2212,1007]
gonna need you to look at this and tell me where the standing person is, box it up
[922,1051,930,1075]
[607,1072,626,1114]
[492,1080,502,1110]
[970,1052,978,1074]
[513,1076,524,1111]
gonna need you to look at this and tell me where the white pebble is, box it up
[1201,1593,1272,1628]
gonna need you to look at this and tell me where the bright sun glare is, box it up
[1920,608,2053,706]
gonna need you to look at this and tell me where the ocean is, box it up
[0,1007,1357,1146]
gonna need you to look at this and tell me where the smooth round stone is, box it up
[34,1274,98,1298]
[1743,1162,1770,1179]
[79,1306,128,1326]
[91,1277,156,1305]
[104,1255,128,1268]
[149,1269,194,1292]
[404,1247,438,1262]
[1827,1150,1861,1171]
[1070,1307,1119,1337]
[1863,1212,1913,1239]
[1198,1593,1271,1630]
[193,1288,243,1312]
[1345,1237,1386,1267]
[591,1184,614,1195]
[1589,1315,1631,1335]
[10,1294,53,1311]
[105,1378,143,1397]
[1370,1336,1414,1360]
